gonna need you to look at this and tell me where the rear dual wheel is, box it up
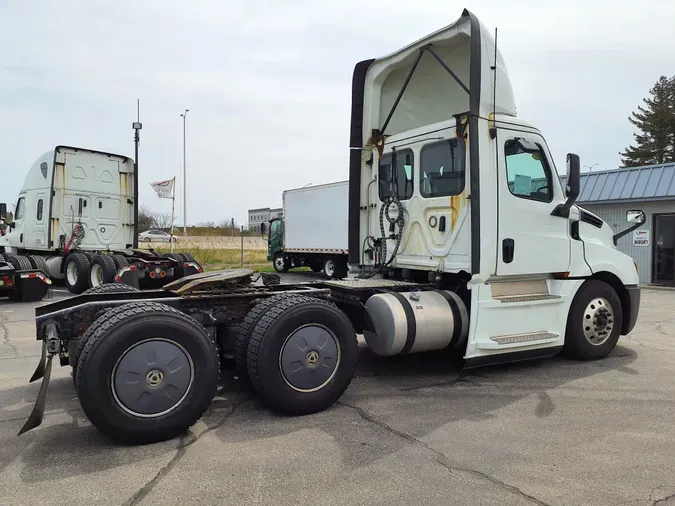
[75,302,219,444]
[236,294,358,416]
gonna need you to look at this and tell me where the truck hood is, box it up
[353,8,516,150]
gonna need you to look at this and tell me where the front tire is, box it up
[563,280,623,361]
[246,294,358,416]
[75,302,219,444]
[273,252,289,273]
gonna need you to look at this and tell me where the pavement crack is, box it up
[399,375,476,392]
[123,400,247,506]
[0,315,18,357]
[653,490,675,505]
[339,401,551,506]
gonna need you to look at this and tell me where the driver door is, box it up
[497,133,571,275]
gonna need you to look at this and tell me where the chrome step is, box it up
[496,294,561,303]
[490,331,559,345]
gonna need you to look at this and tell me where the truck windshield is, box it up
[379,148,414,201]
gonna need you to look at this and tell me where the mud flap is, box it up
[117,269,141,289]
[18,276,51,302]
[29,341,47,383]
[18,354,54,436]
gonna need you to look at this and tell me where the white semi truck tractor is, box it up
[0,146,202,294]
[18,10,644,445]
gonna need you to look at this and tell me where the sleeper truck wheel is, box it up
[5,254,32,271]
[64,253,90,294]
[88,255,117,288]
[26,255,48,273]
[71,284,141,385]
[246,294,358,416]
[563,280,623,361]
[75,302,219,444]
[111,254,129,270]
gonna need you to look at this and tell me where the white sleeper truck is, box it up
[18,10,643,445]
[0,146,202,294]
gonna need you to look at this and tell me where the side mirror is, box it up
[627,210,646,224]
[260,222,267,235]
[3,211,14,226]
[0,203,6,219]
[565,153,581,201]
[551,153,581,219]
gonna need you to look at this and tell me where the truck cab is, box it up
[348,9,643,365]
[266,217,283,267]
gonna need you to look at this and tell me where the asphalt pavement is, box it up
[1,277,674,506]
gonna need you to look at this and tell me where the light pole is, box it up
[583,163,599,172]
[180,109,189,235]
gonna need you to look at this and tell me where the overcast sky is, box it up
[1,0,674,226]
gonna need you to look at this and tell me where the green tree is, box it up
[621,75,675,167]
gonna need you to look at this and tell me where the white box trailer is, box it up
[268,181,349,278]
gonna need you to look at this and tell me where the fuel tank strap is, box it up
[434,289,462,348]
[388,291,416,354]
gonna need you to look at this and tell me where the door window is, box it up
[504,140,552,203]
[15,197,25,220]
[379,149,414,201]
[270,220,281,236]
[420,138,465,197]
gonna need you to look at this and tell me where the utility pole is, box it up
[180,109,189,235]
[132,99,142,249]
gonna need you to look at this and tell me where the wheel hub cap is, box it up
[583,297,614,346]
[112,339,194,417]
[146,369,164,386]
[280,325,340,392]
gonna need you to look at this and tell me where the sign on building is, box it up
[633,229,649,247]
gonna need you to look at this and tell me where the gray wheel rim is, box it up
[583,297,614,346]
[90,263,103,287]
[324,260,335,277]
[279,324,341,393]
[66,262,78,286]
[275,255,285,271]
[112,338,194,418]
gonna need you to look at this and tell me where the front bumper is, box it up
[623,285,640,335]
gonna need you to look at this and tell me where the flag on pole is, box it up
[150,178,175,199]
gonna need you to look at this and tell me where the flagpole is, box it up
[170,177,176,253]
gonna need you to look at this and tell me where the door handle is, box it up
[502,238,515,263]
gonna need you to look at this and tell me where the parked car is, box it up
[138,229,178,243]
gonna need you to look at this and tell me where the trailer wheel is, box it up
[234,294,292,374]
[64,253,90,294]
[563,280,623,361]
[26,255,48,273]
[5,254,32,271]
[75,302,219,444]
[88,255,117,288]
[246,294,357,415]
[111,254,129,270]
[273,252,289,273]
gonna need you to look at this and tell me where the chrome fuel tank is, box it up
[363,289,468,356]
